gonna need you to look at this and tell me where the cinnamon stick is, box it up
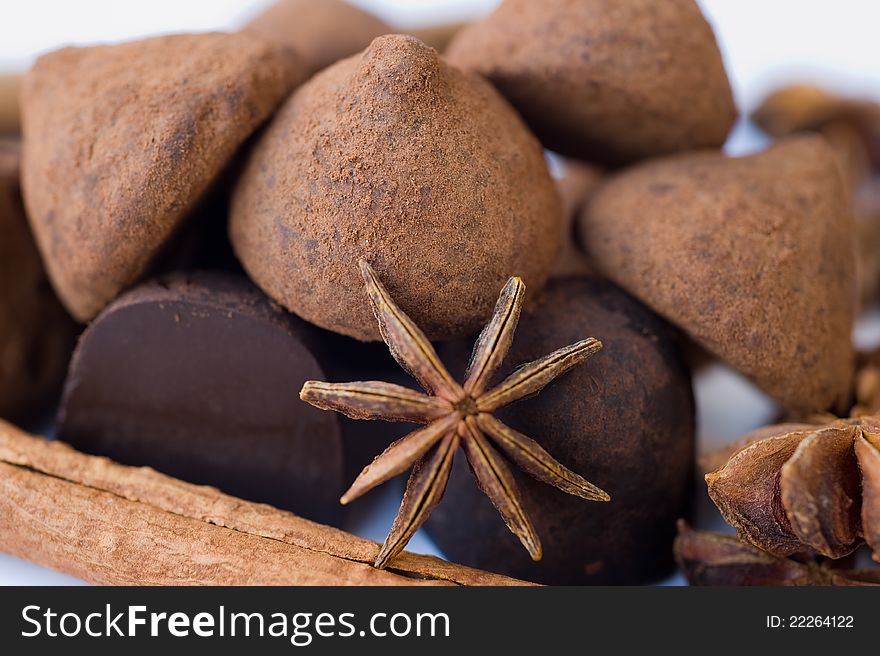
[0,419,530,586]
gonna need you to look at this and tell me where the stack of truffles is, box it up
[0,0,877,586]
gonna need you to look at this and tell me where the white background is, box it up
[1,0,879,585]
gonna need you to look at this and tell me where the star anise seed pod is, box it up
[301,261,610,569]
[706,414,880,562]
[674,521,880,586]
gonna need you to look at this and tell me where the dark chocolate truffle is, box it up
[578,136,856,414]
[231,35,561,342]
[21,33,302,322]
[56,272,344,523]
[244,0,391,76]
[0,139,76,422]
[446,0,736,165]
[426,278,695,584]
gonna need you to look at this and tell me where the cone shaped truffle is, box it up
[244,0,391,76]
[21,33,302,321]
[578,136,856,413]
[446,0,736,165]
[231,35,561,342]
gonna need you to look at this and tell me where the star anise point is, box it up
[301,262,609,568]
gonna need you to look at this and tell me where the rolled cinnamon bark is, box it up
[0,419,530,586]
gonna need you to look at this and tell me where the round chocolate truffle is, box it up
[56,272,344,523]
[0,139,76,422]
[446,0,736,165]
[230,34,561,342]
[426,277,695,585]
[21,33,302,321]
[578,135,856,415]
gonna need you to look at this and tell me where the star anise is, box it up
[300,262,610,569]
[706,414,880,562]
[674,521,880,587]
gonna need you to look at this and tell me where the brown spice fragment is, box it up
[707,414,880,561]
[706,431,810,556]
[780,426,862,558]
[0,419,531,586]
[674,522,879,586]
[857,421,880,560]
[752,84,880,167]
[698,422,817,475]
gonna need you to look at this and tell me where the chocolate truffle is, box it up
[244,0,391,76]
[409,21,469,53]
[578,136,856,414]
[0,139,76,422]
[231,35,561,342]
[426,278,695,585]
[21,33,302,322]
[753,85,880,306]
[855,179,880,306]
[551,159,603,278]
[0,74,20,135]
[446,0,736,165]
[56,272,344,523]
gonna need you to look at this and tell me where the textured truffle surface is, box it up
[426,277,695,584]
[231,35,561,341]
[551,159,603,278]
[447,0,736,165]
[245,0,391,76]
[21,32,301,321]
[56,272,344,523]
[0,140,76,422]
[578,136,856,414]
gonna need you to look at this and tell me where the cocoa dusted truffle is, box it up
[231,35,561,342]
[244,0,391,76]
[446,0,736,165]
[56,272,344,523]
[551,159,603,278]
[578,136,856,414]
[425,277,695,584]
[21,33,302,322]
[0,139,76,422]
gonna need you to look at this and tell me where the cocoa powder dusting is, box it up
[21,33,303,321]
[231,35,561,341]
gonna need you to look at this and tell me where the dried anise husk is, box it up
[674,521,880,586]
[706,414,880,562]
[301,262,609,569]
[751,84,880,167]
